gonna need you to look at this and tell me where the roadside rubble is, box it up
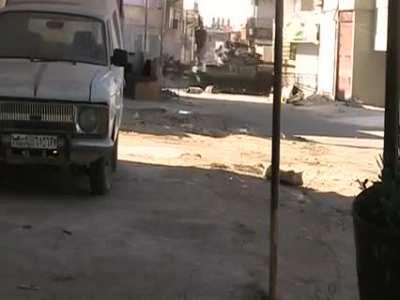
[161,88,180,100]
[284,85,331,106]
[265,166,304,187]
[186,86,204,94]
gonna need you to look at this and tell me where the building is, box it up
[124,0,163,60]
[123,0,185,61]
[281,0,387,106]
[182,1,200,65]
[318,0,387,106]
[283,0,322,92]
[250,0,275,62]
[164,0,185,61]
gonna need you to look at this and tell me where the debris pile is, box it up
[265,166,304,187]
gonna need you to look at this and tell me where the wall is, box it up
[124,0,185,61]
[163,0,184,61]
[182,8,199,64]
[256,0,274,27]
[323,0,374,11]
[352,9,386,106]
[295,43,319,92]
[124,4,162,58]
[317,9,336,97]
[319,0,385,106]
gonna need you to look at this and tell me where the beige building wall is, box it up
[318,0,387,107]
[352,9,386,107]
[124,5,163,58]
[124,0,184,61]
[317,9,336,98]
[295,43,319,92]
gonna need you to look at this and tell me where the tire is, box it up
[112,135,119,173]
[89,154,112,196]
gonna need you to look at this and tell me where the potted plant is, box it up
[353,166,400,300]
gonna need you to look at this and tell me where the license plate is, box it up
[11,134,58,150]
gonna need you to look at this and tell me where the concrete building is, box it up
[251,0,275,62]
[164,0,185,61]
[283,0,322,92]
[318,0,387,106]
[124,0,163,59]
[123,0,184,61]
[182,1,200,65]
[281,0,387,106]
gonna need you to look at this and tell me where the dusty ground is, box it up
[122,94,383,197]
[0,93,383,299]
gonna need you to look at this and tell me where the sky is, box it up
[184,0,253,29]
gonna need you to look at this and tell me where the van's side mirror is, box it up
[111,49,128,67]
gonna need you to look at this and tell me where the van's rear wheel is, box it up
[89,154,112,196]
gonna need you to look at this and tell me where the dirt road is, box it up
[122,95,383,197]
[0,95,382,299]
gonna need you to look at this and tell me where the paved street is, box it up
[0,94,383,300]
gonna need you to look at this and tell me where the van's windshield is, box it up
[0,12,107,66]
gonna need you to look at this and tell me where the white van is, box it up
[0,0,127,195]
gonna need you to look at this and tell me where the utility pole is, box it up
[159,0,167,87]
[383,0,400,177]
[144,0,149,53]
[269,0,284,299]
[160,0,167,59]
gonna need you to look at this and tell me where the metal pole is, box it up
[383,0,400,177]
[160,0,167,59]
[144,0,149,53]
[269,0,283,299]
[159,0,167,87]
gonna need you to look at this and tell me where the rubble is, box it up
[161,89,180,100]
[285,85,305,105]
[186,87,204,94]
[265,166,304,187]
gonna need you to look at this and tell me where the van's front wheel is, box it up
[89,154,112,196]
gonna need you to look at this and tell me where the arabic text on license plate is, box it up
[11,135,58,150]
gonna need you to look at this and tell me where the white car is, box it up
[0,0,126,195]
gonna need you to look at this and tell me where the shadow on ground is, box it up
[0,161,357,300]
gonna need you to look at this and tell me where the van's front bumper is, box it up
[0,135,113,166]
[70,137,114,164]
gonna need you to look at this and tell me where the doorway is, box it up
[336,11,354,101]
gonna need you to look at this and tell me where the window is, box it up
[290,43,297,60]
[301,0,314,11]
[172,19,179,30]
[0,12,107,65]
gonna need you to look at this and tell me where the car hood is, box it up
[0,60,108,102]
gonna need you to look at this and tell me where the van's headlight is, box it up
[76,105,109,136]
[78,108,98,133]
